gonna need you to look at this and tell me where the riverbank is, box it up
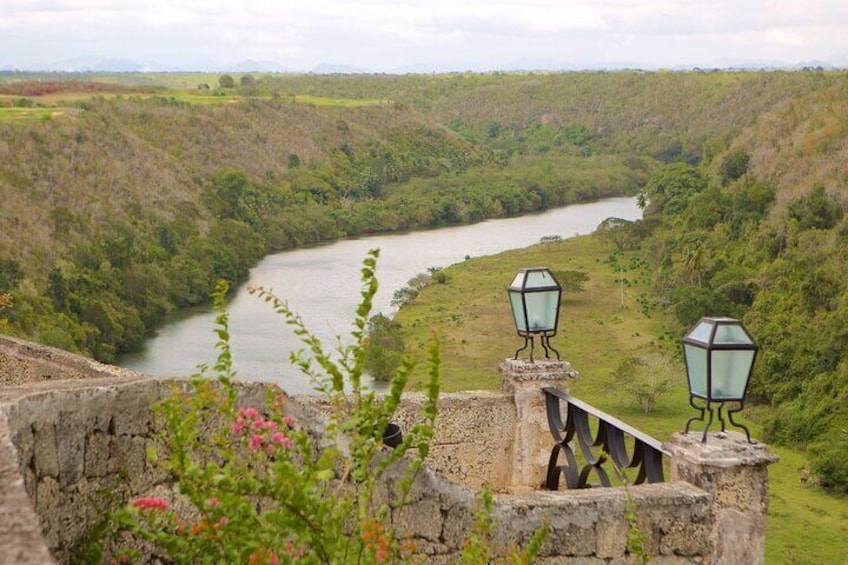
[394,232,848,565]
[119,198,641,392]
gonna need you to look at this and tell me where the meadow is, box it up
[395,233,848,565]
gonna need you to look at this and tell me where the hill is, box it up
[0,69,847,399]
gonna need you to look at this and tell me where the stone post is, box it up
[499,358,578,489]
[665,431,779,565]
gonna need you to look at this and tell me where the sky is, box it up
[2,0,848,73]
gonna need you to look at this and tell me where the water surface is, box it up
[119,197,641,393]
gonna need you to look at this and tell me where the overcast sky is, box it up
[3,1,848,72]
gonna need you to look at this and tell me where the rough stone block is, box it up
[595,515,628,558]
[112,435,151,495]
[111,386,157,437]
[441,502,475,549]
[393,498,444,542]
[84,433,116,478]
[543,522,597,557]
[32,421,58,479]
[56,412,85,488]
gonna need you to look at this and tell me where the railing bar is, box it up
[543,387,670,456]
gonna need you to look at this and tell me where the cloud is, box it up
[1,0,847,70]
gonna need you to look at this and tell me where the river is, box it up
[118,197,641,393]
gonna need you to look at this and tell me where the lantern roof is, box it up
[683,317,757,350]
[508,267,561,292]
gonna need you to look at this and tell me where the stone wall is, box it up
[0,336,778,564]
[301,390,518,490]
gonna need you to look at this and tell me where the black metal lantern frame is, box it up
[682,317,758,443]
[508,267,562,362]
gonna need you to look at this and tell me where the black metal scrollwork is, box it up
[543,387,670,490]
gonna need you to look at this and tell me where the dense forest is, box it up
[1,69,848,488]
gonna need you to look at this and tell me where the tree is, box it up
[719,149,750,185]
[0,258,23,293]
[552,270,589,293]
[218,74,235,89]
[363,314,405,381]
[595,217,642,250]
[637,163,707,217]
[613,356,673,414]
[787,185,841,231]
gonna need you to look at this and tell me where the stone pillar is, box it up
[665,431,779,565]
[499,358,578,489]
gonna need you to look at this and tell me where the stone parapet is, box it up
[0,336,774,564]
[500,358,578,488]
[665,431,779,565]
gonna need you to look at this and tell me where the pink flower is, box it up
[249,434,264,450]
[230,422,245,435]
[283,416,295,428]
[130,497,169,511]
[239,406,260,420]
[207,498,218,508]
[218,517,229,527]
[271,433,292,449]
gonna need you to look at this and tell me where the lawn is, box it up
[395,233,848,565]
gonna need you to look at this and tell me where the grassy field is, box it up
[0,106,60,123]
[0,89,388,123]
[394,233,848,565]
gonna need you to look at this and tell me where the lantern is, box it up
[682,317,758,442]
[508,267,562,362]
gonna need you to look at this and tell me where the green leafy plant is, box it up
[110,250,441,563]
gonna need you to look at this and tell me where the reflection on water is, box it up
[118,197,641,393]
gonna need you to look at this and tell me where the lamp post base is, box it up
[513,333,561,363]
[684,396,753,444]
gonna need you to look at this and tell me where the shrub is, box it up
[110,250,441,563]
[810,437,848,493]
[614,356,674,414]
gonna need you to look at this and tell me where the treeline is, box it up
[0,91,647,361]
[629,106,848,490]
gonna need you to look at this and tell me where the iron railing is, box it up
[542,387,670,490]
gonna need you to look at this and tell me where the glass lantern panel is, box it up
[713,323,754,346]
[523,291,559,331]
[524,269,557,290]
[509,291,527,332]
[686,320,715,345]
[684,344,708,398]
[710,350,755,400]
[509,272,525,290]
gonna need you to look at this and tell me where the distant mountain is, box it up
[310,63,371,74]
[45,56,175,73]
[227,59,293,73]
[6,54,845,75]
[4,57,294,74]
